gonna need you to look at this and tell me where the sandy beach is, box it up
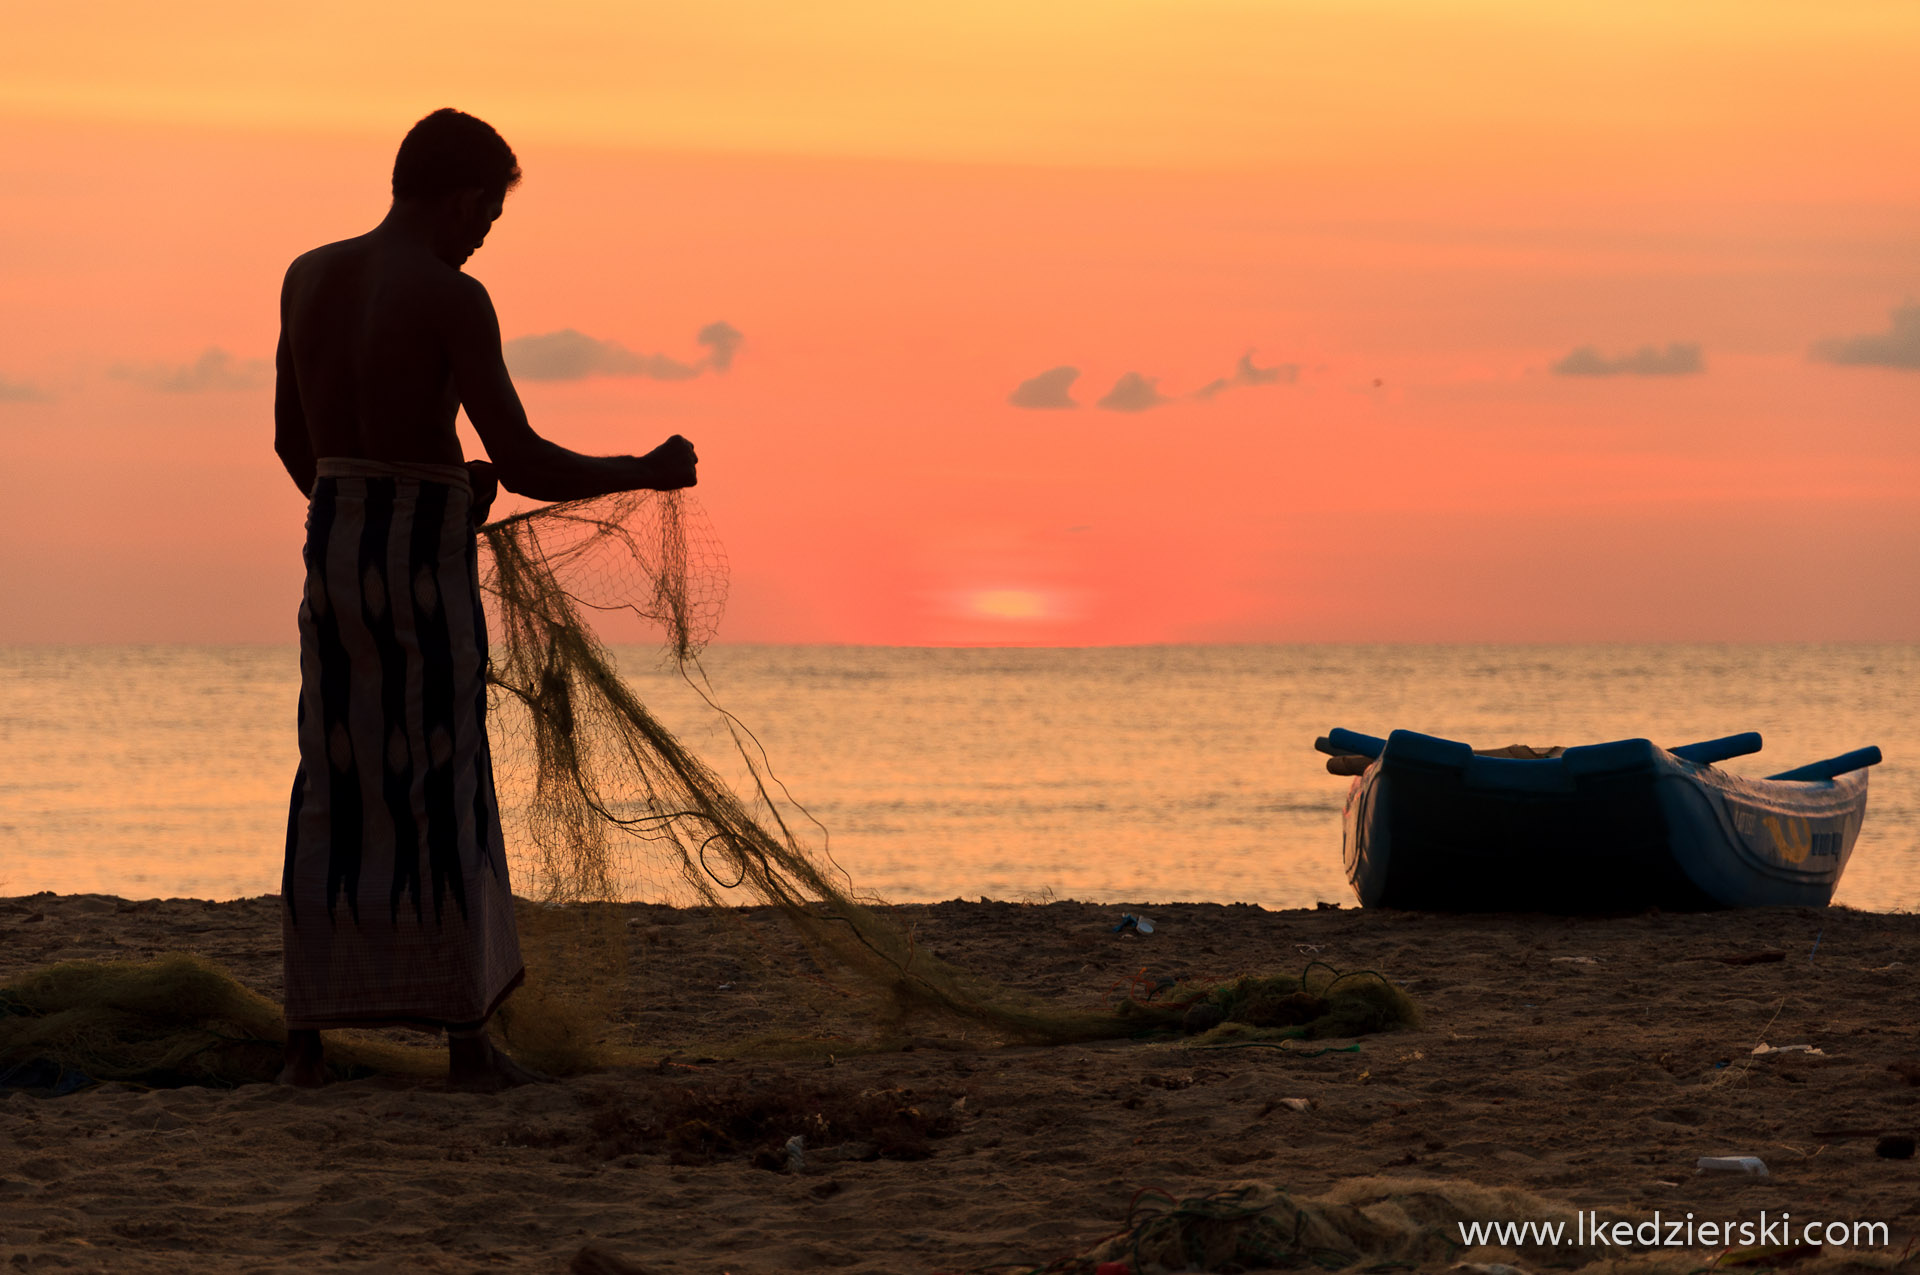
[3,893,1917,1273]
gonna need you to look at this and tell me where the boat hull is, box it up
[1342,731,1868,911]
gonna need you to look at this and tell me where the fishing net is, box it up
[475,489,1417,1066]
[0,955,441,1089]
[1046,1177,1637,1274]
[478,489,1116,1061]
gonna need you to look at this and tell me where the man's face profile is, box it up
[445,188,504,266]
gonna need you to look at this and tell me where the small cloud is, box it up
[1551,343,1703,377]
[1233,351,1297,386]
[505,323,744,382]
[1019,348,1295,411]
[1194,350,1299,399]
[0,375,49,403]
[1009,365,1080,409]
[697,321,743,372]
[1096,371,1168,413]
[114,347,270,392]
[504,329,691,381]
[1811,303,1920,370]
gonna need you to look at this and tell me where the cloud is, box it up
[1193,351,1299,399]
[1009,365,1080,409]
[1096,371,1168,412]
[114,347,270,392]
[504,322,743,382]
[1012,349,1296,412]
[1811,303,1920,369]
[1551,343,1703,377]
[504,329,694,381]
[697,321,743,372]
[0,375,49,403]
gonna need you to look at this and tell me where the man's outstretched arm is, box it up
[273,324,317,495]
[445,275,696,501]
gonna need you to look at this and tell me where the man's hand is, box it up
[637,435,698,491]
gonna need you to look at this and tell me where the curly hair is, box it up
[392,108,522,203]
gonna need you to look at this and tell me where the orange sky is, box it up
[3,1,1917,643]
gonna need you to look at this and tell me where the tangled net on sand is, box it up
[0,955,444,1090]
[1050,1177,1635,1275]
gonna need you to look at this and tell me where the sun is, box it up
[968,589,1049,621]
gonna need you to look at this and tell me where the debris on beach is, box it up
[1044,1178,1619,1274]
[1696,1156,1770,1177]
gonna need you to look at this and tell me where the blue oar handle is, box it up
[1669,732,1763,765]
[1321,728,1387,759]
[1766,746,1882,782]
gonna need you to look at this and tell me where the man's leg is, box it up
[278,1028,327,1087]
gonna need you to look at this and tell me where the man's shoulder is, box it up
[284,235,359,276]
[444,268,493,306]
[436,270,500,338]
[279,238,362,304]
[282,239,489,310]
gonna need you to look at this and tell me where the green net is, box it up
[1049,1177,1628,1274]
[0,955,442,1088]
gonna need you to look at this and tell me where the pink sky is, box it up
[3,4,1917,643]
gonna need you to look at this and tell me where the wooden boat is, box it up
[1316,728,1880,911]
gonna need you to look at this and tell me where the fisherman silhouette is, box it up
[272,108,696,1088]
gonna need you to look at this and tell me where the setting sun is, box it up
[968,589,1050,621]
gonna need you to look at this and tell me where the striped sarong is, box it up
[282,457,523,1032]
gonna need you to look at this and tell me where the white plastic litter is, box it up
[1697,1156,1769,1177]
[1751,1043,1825,1057]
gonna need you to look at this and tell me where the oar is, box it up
[1767,746,1882,782]
[1669,732,1763,765]
[1317,729,1384,776]
[1318,728,1386,759]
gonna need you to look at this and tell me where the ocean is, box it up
[2,643,1915,911]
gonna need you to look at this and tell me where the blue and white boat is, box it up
[1317,729,1880,911]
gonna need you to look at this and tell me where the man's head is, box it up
[392,108,521,265]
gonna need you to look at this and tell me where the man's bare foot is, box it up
[276,1028,327,1087]
[448,1032,552,1092]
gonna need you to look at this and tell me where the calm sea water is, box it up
[2,644,1915,911]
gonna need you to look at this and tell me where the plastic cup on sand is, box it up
[1697,1156,1769,1177]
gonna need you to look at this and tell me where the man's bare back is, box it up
[280,233,478,469]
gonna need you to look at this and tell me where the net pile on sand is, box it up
[1051,1178,1641,1274]
[0,955,443,1090]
